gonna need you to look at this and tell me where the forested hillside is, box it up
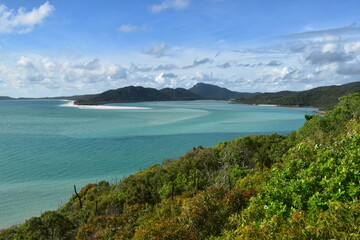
[44,81,360,109]
[189,82,255,99]
[0,96,13,100]
[234,81,360,109]
[74,86,202,105]
[1,94,359,240]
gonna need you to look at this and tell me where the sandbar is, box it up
[256,104,278,107]
[60,101,150,110]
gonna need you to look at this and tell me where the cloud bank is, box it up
[1,23,360,97]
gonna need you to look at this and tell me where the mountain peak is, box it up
[189,82,254,99]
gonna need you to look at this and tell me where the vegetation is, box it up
[0,96,14,100]
[234,81,360,109]
[189,82,255,99]
[74,86,202,105]
[74,81,360,108]
[3,82,359,110]
[1,94,359,239]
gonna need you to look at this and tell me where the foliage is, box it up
[0,211,76,240]
[75,86,202,105]
[189,82,254,99]
[235,81,360,109]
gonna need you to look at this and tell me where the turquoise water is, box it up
[0,100,317,228]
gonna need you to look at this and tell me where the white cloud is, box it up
[42,58,56,70]
[283,23,360,39]
[191,71,218,83]
[118,24,138,33]
[1,56,134,97]
[150,0,190,13]
[16,56,45,83]
[155,73,166,83]
[344,41,360,54]
[73,58,101,70]
[322,43,338,53]
[151,72,178,88]
[17,56,35,69]
[129,63,152,72]
[145,43,168,57]
[118,24,150,33]
[107,64,127,80]
[0,2,54,34]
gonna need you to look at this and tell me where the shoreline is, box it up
[254,104,277,107]
[234,102,325,114]
[60,100,150,110]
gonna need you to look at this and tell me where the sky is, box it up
[0,0,360,97]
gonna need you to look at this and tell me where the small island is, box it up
[52,81,360,111]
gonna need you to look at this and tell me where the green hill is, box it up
[1,94,359,239]
[234,81,360,109]
[189,82,255,99]
[0,96,14,100]
[74,86,202,105]
[159,87,204,100]
[42,81,360,109]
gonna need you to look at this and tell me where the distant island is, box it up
[0,96,14,100]
[234,81,360,109]
[74,86,203,105]
[72,81,360,109]
[2,81,360,110]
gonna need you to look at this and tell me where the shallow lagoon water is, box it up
[0,100,317,228]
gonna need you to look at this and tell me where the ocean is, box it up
[0,100,317,228]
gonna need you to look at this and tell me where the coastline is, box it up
[255,104,325,114]
[60,100,150,110]
[234,102,324,114]
[254,104,277,107]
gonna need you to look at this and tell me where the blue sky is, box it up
[1,0,360,97]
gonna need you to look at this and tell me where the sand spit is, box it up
[60,101,150,110]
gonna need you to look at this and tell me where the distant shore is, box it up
[60,100,150,110]
[256,104,326,114]
[245,102,325,114]
[254,104,277,107]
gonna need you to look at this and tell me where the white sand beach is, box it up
[256,104,278,107]
[60,101,150,110]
